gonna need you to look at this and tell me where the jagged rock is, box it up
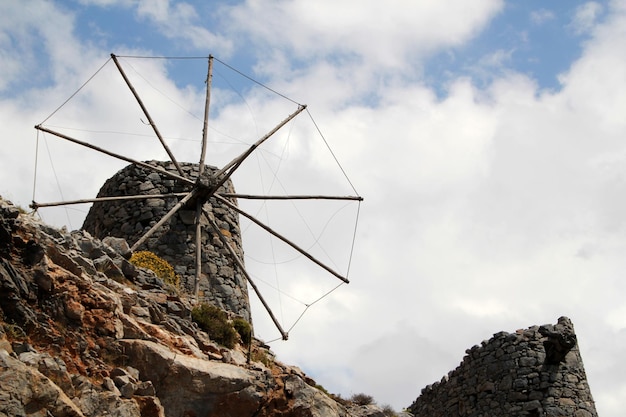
[103,377,121,395]
[1,195,598,417]
[134,396,166,417]
[18,350,74,397]
[120,339,272,417]
[346,404,388,417]
[0,201,19,258]
[539,316,578,364]
[72,387,144,417]
[0,349,84,417]
[102,236,132,259]
[283,374,350,417]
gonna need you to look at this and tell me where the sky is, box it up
[1,0,625,414]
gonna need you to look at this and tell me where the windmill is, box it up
[30,54,362,341]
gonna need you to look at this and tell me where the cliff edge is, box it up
[0,197,384,417]
[0,195,599,417]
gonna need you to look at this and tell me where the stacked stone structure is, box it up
[82,161,251,322]
[408,317,597,417]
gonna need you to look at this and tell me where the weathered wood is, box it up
[213,105,307,190]
[30,193,188,209]
[214,194,350,284]
[130,189,198,252]
[219,193,363,201]
[33,54,360,343]
[198,56,213,179]
[205,209,288,340]
[34,125,194,186]
[110,54,185,177]
[194,199,202,301]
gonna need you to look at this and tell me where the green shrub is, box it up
[381,404,397,416]
[233,318,252,346]
[191,303,238,348]
[3,323,26,340]
[130,251,180,288]
[316,384,330,396]
[251,349,272,367]
[350,393,375,406]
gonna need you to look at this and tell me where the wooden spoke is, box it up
[214,194,349,284]
[198,56,213,179]
[219,193,363,201]
[213,105,307,190]
[30,193,188,209]
[194,199,203,301]
[205,208,288,340]
[130,189,198,252]
[33,54,360,342]
[34,125,194,186]
[110,54,185,177]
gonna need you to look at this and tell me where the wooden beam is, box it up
[194,199,202,302]
[214,194,349,284]
[205,210,288,340]
[111,54,185,177]
[34,125,195,186]
[219,193,363,201]
[30,193,188,209]
[130,189,198,252]
[213,105,307,191]
[198,56,213,178]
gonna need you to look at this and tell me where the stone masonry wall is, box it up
[408,317,597,417]
[82,161,251,322]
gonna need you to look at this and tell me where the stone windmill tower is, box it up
[32,53,362,340]
[82,160,251,322]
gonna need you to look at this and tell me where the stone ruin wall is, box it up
[82,161,251,322]
[408,317,598,417]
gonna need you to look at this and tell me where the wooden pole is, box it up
[205,210,288,340]
[213,105,307,189]
[30,193,188,209]
[214,194,349,284]
[110,54,185,177]
[219,193,363,201]
[130,189,198,252]
[194,199,202,301]
[34,125,195,186]
[195,56,213,302]
[198,56,213,179]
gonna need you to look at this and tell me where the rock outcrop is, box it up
[0,195,600,417]
[0,197,384,417]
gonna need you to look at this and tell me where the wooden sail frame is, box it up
[31,53,363,341]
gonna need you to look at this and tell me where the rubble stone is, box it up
[82,161,251,322]
[408,317,598,417]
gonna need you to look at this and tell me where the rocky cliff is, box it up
[0,197,385,417]
[0,195,600,417]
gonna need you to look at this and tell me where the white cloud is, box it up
[559,7,626,131]
[569,2,604,35]
[2,1,626,416]
[135,0,234,54]
[259,3,626,413]
[77,0,135,6]
[226,0,504,73]
[530,8,555,25]
[0,1,79,91]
